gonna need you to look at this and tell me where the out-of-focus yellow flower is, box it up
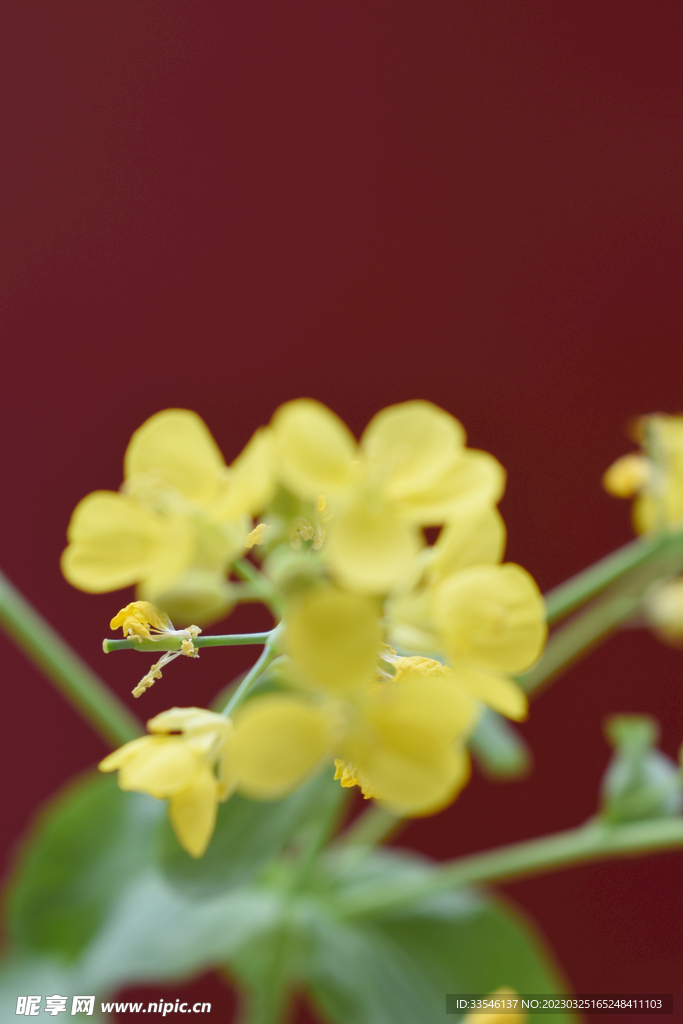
[232,586,477,815]
[271,399,505,593]
[99,707,234,858]
[388,504,546,721]
[462,987,527,1024]
[603,414,683,533]
[643,578,683,647]
[62,410,276,624]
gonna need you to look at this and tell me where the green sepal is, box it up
[600,714,683,823]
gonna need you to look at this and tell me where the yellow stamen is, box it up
[245,523,269,548]
[110,600,173,641]
[333,758,375,799]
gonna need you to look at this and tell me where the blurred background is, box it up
[1,1,682,1020]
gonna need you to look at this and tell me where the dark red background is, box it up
[2,2,682,1020]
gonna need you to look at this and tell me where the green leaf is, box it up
[300,849,574,1024]
[159,768,343,896]
[2,767,340,998]
[6,773,163,961]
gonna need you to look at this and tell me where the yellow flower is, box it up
[388,504,546,721]
[99,707,234,858]
[643,578,683,647]
[271,399,505,593]
[232,586,477,815]
[462,988,527,1024]
[62,410,276,625]
[603,414,683,532]
[109,601,202,697]
[110,600,174,640]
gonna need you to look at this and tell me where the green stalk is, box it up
[103,631,273,653]
[520,530,683,695]
[0,570,142,747]
[543,533,676,625]
[222,626,282,716]
[335,804,403,849]
[339,815,683,919]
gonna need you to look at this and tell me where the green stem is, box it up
[519,591,641,696]
[233,558,283,616]
[336,804,403,849]
[0,570,142,747]
[339,815,683,919]
[103,631,273,653]
[543,533,676,626]
[520,530,683,696]
[222,626,282,716]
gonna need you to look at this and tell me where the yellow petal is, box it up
[449,664,528,721]
[117,738,201,798]
[217,427,277,519]
[341,674,476,814]
[430,505,506,581]
[271,399,356,499]
[325,499,422,593]
[386,589,441,652]
[286,586,381,692]
[434,564,547,674]
[602,453,650,498]
[147,706,231,736]
[463,987,527,1024]
[361,401,465,499]
[99,735,164,773]
[233,695,332,798]
[633,482,683,533]
[61,491,194,593]
[168,766,220,858]
[124,409,225,505]
[110,600,172,636]
[398,449,506,524]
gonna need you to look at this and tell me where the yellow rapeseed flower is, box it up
[99,707,234,858]
[388,504,546,720]
[109,601,202,697]
[462,988,527,1024]
[271,399,505,593]
[603,414,683,533]
[62,410,276,624]
[232,586,477,814]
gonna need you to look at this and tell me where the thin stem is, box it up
[233,558,283,616]
[519,591,641,696]
[520,531,683,696]
[0,570,142,747]
[339,815,683,919]
[544,533,671,626]
[103,631,273,653]
[335,804,403,849]
[222,626,282,716]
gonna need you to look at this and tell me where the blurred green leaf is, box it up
[300,849,575,1024]
[6,773,162,961]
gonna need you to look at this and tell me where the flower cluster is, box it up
[65,400,547,855]
[603,413,683,533]
[604,413,683,646]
